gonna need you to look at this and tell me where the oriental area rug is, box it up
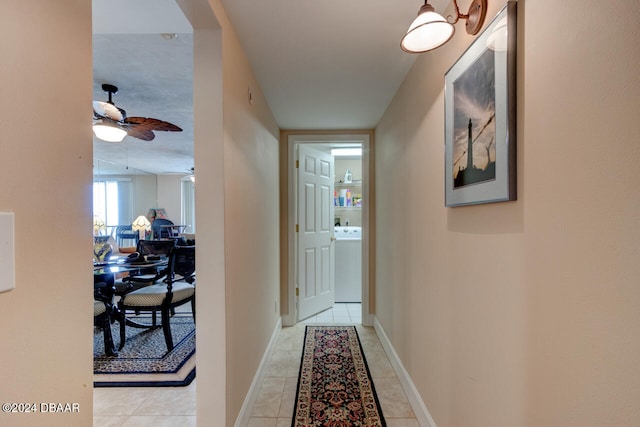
[93,315,195,387]
[292,325,386,427]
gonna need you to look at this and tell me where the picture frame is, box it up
[444,1,517,207]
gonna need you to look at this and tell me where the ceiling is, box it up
[93,0,449,175]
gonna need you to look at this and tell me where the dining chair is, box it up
[115,225,139,248]
[151,218,178,239]
[115,239,177,297]
[171,244,196,284]
[94,275,117,356]
[118,245,196,353]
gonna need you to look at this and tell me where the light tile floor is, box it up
[94,303,418,427]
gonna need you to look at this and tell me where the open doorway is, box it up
[285,133,372,327]
[93,0,224,423]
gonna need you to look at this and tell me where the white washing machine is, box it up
[334,226,362,303]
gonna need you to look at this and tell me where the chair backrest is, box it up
[115,225,139,247]
[116,225,132,233]
[136,239,176,256]
[151,218,176,239]
[94,271,115,303]
[168,245,196,284]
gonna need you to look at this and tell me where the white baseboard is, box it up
[234,317,282,427]
[281,313,296,327]
[373,316,438,427]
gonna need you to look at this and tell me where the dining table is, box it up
[94,256,169,356]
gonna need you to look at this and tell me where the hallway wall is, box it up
[201,1,282,424]
[375,0,640,426]
[0,3,93,426]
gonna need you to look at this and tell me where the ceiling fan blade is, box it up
[93,101,125,121]
[125,126,156,141]
[124,117,183,132]
[92,84,182,142]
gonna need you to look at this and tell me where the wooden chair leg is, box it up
[101,315,118,357]
[161,308,174,353]
[119,313,127,351]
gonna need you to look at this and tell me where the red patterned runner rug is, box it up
[292,325,386,427]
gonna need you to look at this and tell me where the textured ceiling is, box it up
[93,32,194,175]
[92,0,193,175]
[93,0,451,175]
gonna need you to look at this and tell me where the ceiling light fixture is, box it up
[331,148,362,157]
[401,0,488,53]
[92,119,127,142]
[92,83,182,142]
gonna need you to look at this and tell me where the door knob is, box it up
[330,236,336,241]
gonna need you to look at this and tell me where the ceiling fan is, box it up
[92,83,182,142]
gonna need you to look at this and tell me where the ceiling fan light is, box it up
[401,7,455,53]
[93,121,127,142]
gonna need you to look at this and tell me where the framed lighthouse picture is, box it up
[444,1,517,207]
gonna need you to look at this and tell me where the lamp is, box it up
[93,119,127,142]
[93,215,106,235]
[486,15,507,51]
[401,0,488,53]
[131,215,151,241]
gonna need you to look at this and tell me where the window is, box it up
[181,179,195,233]
[93,179,133,229]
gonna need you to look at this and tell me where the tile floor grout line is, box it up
[96,304,418,427]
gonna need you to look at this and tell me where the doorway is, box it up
[92,0,224,424]
[285,133,372,327]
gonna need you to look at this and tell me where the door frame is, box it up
[285,133,372,326]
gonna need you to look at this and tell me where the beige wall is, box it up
[157,174,186,222]
[133,175,160,221]
[197,1,282,424]
[222,39,281,427]
[0,2,93,426]
[375,0,640,426]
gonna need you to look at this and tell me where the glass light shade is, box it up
[93,122,127,142]
[401,10,455,53]
[486,17,508,51]
[132,215,151,231]
[132,215,151,240]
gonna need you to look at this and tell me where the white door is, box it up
[297,144,335,320]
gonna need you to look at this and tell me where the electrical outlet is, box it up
[0,212,15,293]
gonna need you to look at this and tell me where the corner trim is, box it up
[234,317,282,427]
[373,316,438,427]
